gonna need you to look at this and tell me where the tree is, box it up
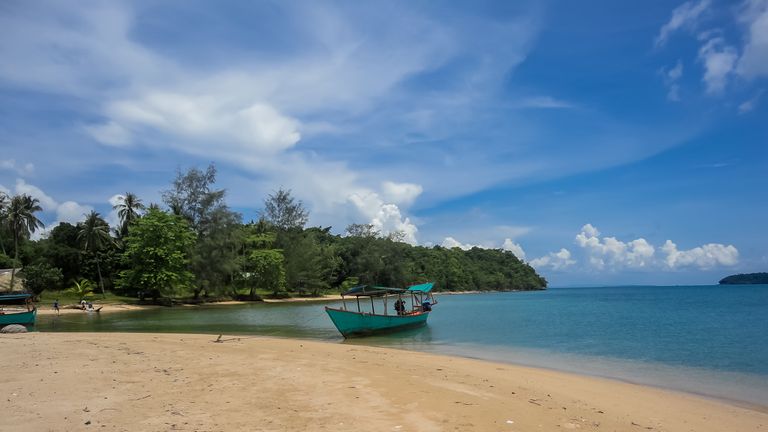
[263,188,308,231]
[0,191,9,255]
[113,192,145,238]
[345,223,379,238]
[163,164,241,298]
[20,263,62,298]
[246,249,286,298]
[78,211,112,297]
[117,208,195,299]
[7,194,44,290]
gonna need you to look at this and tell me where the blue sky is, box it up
[1,0,766,285]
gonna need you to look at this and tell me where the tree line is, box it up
[0,164,546,301]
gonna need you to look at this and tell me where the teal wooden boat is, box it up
[325,282,436,338]
[0,293,37,326]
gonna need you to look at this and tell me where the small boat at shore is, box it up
[325,282,437,338]
[0,293,37,326]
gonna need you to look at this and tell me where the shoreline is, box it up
[35,291,503,315]
[3,332,766,431]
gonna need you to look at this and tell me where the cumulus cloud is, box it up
[661,240,739,269]
[698,36,739,94]
[501,238,526,260]
[441,237,481,250]
[56,201,93,224]
[9,179,94,237]
[530,248,575,270]
[348,190,418,245]
[381,181,423,207]
[575,224,656,269]
[568,223,738,271]
[15,179,57,210]
[655,0,711,47]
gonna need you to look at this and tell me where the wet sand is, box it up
[2,332,766,431]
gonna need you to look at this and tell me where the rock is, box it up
[0,324,28,333]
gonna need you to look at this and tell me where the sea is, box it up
[36,284,768,407]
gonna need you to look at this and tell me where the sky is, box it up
[0,0,766,286]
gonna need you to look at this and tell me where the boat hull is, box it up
[0,308,36,326]
[325,307,429,338]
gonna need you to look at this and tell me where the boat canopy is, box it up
[341,285,405,297]
[342,282,435,297]
[0,293,33,305]
[407,282,434,293]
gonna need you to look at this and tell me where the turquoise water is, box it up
[36,285,768,406]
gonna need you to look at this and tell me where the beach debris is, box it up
[506,419,515,424]
[84,420,91,425]
[631,421,654,430]
[83,406,90,412]
[528,399,542,406]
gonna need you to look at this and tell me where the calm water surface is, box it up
[36,285,768,406]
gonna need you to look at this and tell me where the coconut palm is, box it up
[0,191,9,255]
[112,192,145,238]
[8,194,45,290]
[78,211,112,297]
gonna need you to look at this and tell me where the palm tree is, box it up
[112,192,145,238]
[0,191,9,256]
[78,211,112,297]
[8,194,45,290]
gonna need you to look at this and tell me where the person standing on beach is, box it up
[53,299,60,315]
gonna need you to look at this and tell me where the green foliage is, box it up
[719,272,768,284]
[112,192,145,238]
[6,194,45,291]
[117,208,196,298]
[20,263,63,297]
[246,249,286,297]
[78,211,113,296]
[263,188,308,230]
[163,164,240,298]
[66,279,95,301]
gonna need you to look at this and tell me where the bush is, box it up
[20,263,63,297]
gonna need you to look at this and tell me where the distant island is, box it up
[719,273,768,285]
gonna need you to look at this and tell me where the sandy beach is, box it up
[2,333,766,432]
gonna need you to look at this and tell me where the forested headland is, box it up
[719,273,768,285]
[0,164,546,302]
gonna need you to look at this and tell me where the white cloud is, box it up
[738,90,764,112]
[15,179,57,210]
[348,191,418,245]
[655,0,711,47]
[514,96,574,109]
[530,248,575,270]
[501,238,526,260]
[441,237,481,250]
[381,181,423,207]
[661,60,684,101]
[661,240,739,269]
[56,201,93,224]
[736,0,768,78]
[698,37,739,94]
[575,224,656,269]
[83,121,131,147]
[100,94,301,155]
[0,160,35,176]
